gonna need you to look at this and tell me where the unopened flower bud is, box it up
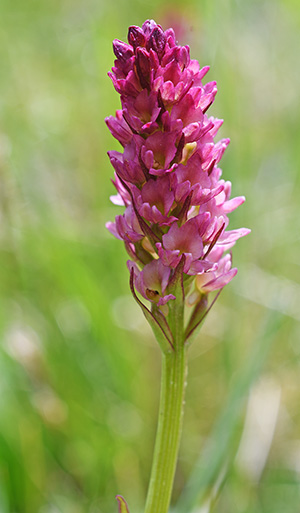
[136,47,151,89]
[148,27,166,58]
[113,39,134,62]
[128,25,146,50]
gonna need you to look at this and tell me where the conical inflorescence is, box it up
[106,19,250,328]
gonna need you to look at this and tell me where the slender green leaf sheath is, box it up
[144,302,187,513]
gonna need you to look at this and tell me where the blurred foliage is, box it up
[0,0,300,512]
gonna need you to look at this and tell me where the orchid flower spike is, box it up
[106,19,250,347]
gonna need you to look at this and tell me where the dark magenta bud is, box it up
[128,26,146,50]
[113,39,134,62]
[142,19,158,36]
[136,47,151,89]
[149,27,166,58]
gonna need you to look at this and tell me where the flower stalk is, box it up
[144,343,187,513]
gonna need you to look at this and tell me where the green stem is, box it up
[144,341,188,513]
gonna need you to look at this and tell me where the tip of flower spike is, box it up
[128,20,167,58]
[142,19,160,35]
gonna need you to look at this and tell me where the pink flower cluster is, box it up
[106,20,249,308]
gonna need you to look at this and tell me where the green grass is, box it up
[1,0,300,512]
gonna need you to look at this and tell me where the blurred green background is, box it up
[1,0,300,512]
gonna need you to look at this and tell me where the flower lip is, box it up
[128,259,176,306]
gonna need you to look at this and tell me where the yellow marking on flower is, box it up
[181,142,197,165]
